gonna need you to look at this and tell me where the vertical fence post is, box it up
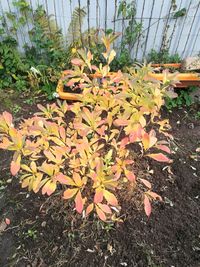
[174,0,193,54]
[135,0,145,59]
[190,22,200,56]
[78,0,83,46]
[160,1,173,52]
[113,0,117,34]
[104,0,107,32]
[96,0,99,30]
[182,1,200,57]
[167,0,183,51]
[87,0,91,47]
[152,0,164,48]
[143,0,155,58]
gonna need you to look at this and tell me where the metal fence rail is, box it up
[0,0,199,60]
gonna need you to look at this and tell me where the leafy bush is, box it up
[0,36,28,91]
[165,86,197,110]
[148,49,181,64]
[0,35,172,221]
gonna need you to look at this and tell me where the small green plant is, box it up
[23,98,35,105]
[148,49,181,64]
[12,104,21,114]
[173,8,187,19]
[195,111,200,120]
[25,229,37,240]
[0,179,7,192]
[165,87,197,110]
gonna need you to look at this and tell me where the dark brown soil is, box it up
[0,92,200,267]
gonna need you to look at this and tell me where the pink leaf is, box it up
[144,195,152,217]
[98,203,112,214]
[86,203,94,216]
[10,160,20,176]
[120,137,129,148]
[147,153,171,163]
[3,111,13,126]
[71,58,83,66]
[156,145,171,154]
[114,119,129,126]
[94,188,104,204]
[56,173,70,185]
[75,191,84,214]
[96,205,106,221]
[125,171,136,182]
[5,218,11,225]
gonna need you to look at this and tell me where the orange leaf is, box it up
[114,119,129,126]
[103,190,118,206]
[147,153,171,163]
[75,191,84,214]
[3,111,13,126]
[125,171,136,182]
[10,160,20,176]
[156,145,171,154]
[56,173,71,185]
[73,172,83,187]
[42,181,56,196]
[94,188,104,204]
[63,188,78,199]
[71,58,84,66]
[96,205,106,221]
[0,137,12,149]
[142,132,150,150]
[144,195,152,217]
[86,203,94,216]
[97,203,112,214]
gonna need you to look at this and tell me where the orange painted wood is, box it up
[56,71,200,100]
[151,63,181,68]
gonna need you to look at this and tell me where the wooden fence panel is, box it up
[0,0,199,60]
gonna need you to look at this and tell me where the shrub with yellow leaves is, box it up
[0,34,173,221]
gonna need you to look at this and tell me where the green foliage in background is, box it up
[148,49,181,64]
[173,8,187,19]
[0,34,28,91]
[165,87,197,110]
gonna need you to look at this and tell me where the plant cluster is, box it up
[0,0,144,96]
[0,35,172,221]
[165,86,197,110]
[148,49,181,64]
[117,0,142,53]
[0,1,71,98]
[0,34,28,91]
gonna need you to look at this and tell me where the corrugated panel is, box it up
[0,0,199,59]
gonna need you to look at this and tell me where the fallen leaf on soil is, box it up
[5,218,10,225]
[144,195,152,217]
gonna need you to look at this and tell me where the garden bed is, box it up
[0,93,200,267]
[56,69,200,101]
